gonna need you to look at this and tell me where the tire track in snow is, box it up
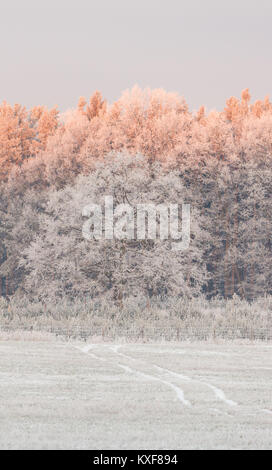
[155,365,237,407]
[74,344,191,407]
[198,380,238,407]
[109,345,137,362]
[110,346,238,407]
[72,344,108,362]
[119,348,271,417]
[74,344,271,418]
[154,366,237,407]
[109,346,191,406]
[186,371,271,417]
[118,364,191,407]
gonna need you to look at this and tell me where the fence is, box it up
[1,324,271,341]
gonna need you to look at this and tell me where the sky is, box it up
[0,0,271,112]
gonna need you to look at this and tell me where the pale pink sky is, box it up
[1,0,271,111]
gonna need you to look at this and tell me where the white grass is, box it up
[0,330,60,342]
[118,363,192,407]
[154,365,237,406]
[1,295,272,342]
[0,339,271,449]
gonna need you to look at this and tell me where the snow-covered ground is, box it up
[0,339,271,449]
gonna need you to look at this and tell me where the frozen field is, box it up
[0,339,271,449]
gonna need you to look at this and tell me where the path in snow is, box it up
[107,345,272,417]
[73,343,271,418]
[75,344,191,407]
[118,363,192,407]
[154,365,237,407]
[110,345,238,407]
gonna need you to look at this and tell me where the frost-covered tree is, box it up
[19,154,208,302]
[1,87,272,302]
[0,101,59,180]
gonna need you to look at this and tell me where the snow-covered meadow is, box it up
[0,338,271,449]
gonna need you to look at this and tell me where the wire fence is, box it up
[1,324,271,341]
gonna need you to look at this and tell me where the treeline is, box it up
[0,87,271,302]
